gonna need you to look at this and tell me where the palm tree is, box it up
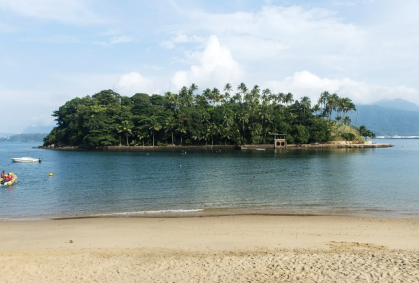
[251,85,260,102]
[121,120,133,146]
[148,118,161,147]
[135,126,147,146]
[117,127,123,146]
[166,92,180,112]
[262,88,271,102]
[342,116,351,127]
[224,83,232,94]
[300,96,311,115]
[244,93,252,103]
[238,110,249,141]
[189,83,198,95]
[311,104,321,116]
[176,125,187,146]
[194,94,207,106]
[318,91,330,112]
[212,88,221,106]
[327,93,340,121]
[165,116,177,145]
[285,93,294,105]
[203,88,212,105]
[237,82,247,93]
[277,92,285,105]
[237,82,248,103]
[232,93,241,103]
[208,123,218,146]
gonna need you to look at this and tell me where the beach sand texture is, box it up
[1,215,418,282]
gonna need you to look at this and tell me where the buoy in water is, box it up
[49,173,53,176]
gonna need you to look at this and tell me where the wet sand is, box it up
[1,215,418,282]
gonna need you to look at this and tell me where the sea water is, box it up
[0,139,418,220]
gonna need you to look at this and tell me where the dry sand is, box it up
[0,215,418,282]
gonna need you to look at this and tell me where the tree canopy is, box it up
[43,84,369,147]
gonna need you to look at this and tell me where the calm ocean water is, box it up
[0,139,418,220]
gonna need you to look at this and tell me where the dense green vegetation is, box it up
[0,133,48,142]
[43,84,368,147]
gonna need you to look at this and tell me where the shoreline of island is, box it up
[34,142,392,151]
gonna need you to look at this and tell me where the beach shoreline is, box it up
[3,206,418,222]
[1,215,418,281]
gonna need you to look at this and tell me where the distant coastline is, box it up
[376,136,419,139]
[0,133,47,142]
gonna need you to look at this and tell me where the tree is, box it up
[121,120,133,146]
[359,125,375,140]
[189,83,198,95]
[237,82,248,103]
[335,116,341,124]
[147,118,161,147]
[165,115,177,145]
[285,93,294,105]
[262,88,271,102]
[212,88,221,106]
[300,96,311,115]
[176,125,187,146]
[224,83,232,96]
[342,116,351,127]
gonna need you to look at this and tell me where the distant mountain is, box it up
[348,105,419,136]
[21,125,53,134]
[0,133,48,142]
[374,98,419,112]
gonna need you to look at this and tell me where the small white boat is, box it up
[254,148,266,151]
[12,157,41,163]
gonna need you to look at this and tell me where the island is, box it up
[41,84,385,150]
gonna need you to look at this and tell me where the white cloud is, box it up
[113,72,156,96]
[165,5,367,67]
[266,71,419,105]
[170,35,244,92]
[0,0,103,25]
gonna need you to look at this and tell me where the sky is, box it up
[1,0,419,132]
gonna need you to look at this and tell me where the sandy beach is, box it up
[1,215,418,282]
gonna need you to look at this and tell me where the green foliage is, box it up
[291,125,309,144]
[341,132,356,141]
[358,125,376,140]
[308,118,331,142]
[43,85,357,147]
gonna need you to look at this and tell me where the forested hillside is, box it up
[43,85,363,147]
[349,105,419,136]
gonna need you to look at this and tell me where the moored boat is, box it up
[12,157,41,163]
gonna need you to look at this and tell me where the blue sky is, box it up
[1,0,419,132]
